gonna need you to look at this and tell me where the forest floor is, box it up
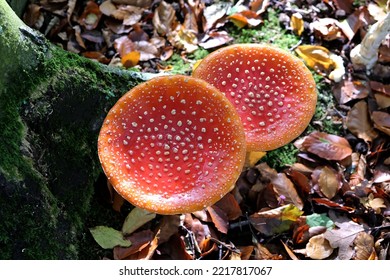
[23,0,390,260]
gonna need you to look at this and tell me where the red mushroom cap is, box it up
[192,44,317,151]
[98,75,246,215]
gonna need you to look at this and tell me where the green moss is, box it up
[230,9,299,50]
[0,6,145,257]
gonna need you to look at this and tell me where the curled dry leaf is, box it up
[360,193,387,214]
[346,100,379,142]
[311,18,344,41]
[353,232,376,260]
[305,234,334,260]
[295,45,335,73]
[299,131,352,161]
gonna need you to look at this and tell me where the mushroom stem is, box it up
[350,1,390,71]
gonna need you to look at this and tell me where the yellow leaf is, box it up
[281,204,304,221]
[245,151,267,167]
[290,12,304,36]
[295,45,336,71]
[228,13,248,28]
[121,51,140,68]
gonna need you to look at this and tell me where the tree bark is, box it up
[0,0,148,259]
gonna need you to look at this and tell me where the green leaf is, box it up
[89,226,132,249]
[306,213,334,229]
[122,207,156,235]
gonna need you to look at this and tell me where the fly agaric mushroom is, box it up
[192,44,317,151]
[98,75,246,215]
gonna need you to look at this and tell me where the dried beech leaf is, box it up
[374,93,390,109]
[306,234,334,260]
[332,79,370,104]
[153,1,176,36]
[372,111,390,136]
[272,173,304,210]
[300,131,352,161]
[346,100,379,142]
[318,166,340,199]
[214,193,242,220]
[203,2,231,31]
[353,232,375,260]
[207,205,229,234]
[198,30,233,49]
[113,229,154,260]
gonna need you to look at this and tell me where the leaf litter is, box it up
[23,0,390,260]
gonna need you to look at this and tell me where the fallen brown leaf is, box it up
[372,111,390,136]
[271,173,304,210]
[346,100,379,142]
[299,131,353,161]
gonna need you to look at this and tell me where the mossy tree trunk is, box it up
[0,0,147,259]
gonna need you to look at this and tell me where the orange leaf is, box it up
[290,13,304,36]
[121,51,140,68]
[295,45,335,71]
[228,13,249,28]
[300,131,352,161]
